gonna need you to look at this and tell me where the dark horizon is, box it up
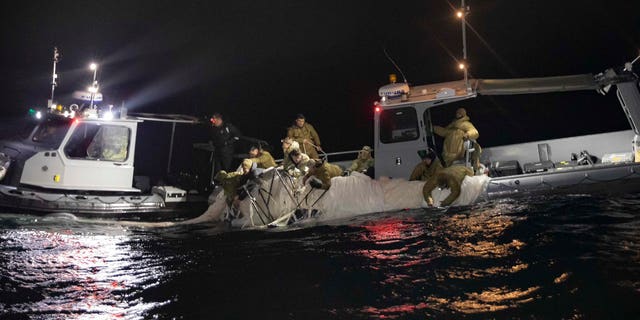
[1,1,639,153]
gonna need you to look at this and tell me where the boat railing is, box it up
[275,149,368,169]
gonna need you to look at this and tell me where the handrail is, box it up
[274,149,370,163]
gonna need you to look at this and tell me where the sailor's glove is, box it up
[427,196,434,207]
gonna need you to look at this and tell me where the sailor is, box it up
[247,144,276,169]
[286,148,312,177]
[280,137,300,168]
[209,113,243,177]
[422,165,474,207]
[287,114,322,160]
[347,145,375,176]
[433,107,481,168]
[409,148,443,181]
[214,159,253,205]
[303,159,343,190]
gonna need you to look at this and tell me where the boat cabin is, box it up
[373,66,640,181]
[3,106,200,193]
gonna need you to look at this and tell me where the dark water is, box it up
[1,194,640,319]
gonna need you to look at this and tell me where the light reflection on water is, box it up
[352,202,542,318]
[0,194,639,319]
[0,219,170,319]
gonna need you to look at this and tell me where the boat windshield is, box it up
[64,123,131,162]
[31,117,72,147]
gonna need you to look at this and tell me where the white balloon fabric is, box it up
[201,170,491,229]
[430,175,491,207]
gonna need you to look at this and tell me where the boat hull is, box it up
[485,162,640,200]
[0,185,208,221]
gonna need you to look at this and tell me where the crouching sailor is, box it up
[422,165,474,207]
[303,159,343,190]
[347,145,375,177]
[214,159,255,208]
[409,148,443,181]
[248,144,276,169]
[285,148,312,178]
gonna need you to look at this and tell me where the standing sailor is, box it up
[209,113,242,177]
[433,108,480,167]
[287,114,322,160]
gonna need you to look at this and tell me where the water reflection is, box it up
[431,286,541,313]
[0,225,167,319]
[354,202,539,317]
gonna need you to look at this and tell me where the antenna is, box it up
[383,47,408,83]
[457,0,470,91]
[49,47,59,107]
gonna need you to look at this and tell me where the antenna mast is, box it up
[459,0,470,91]
[49,47,59,107]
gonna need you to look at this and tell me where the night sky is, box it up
[1,0,639,154]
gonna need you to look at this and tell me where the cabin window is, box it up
[31,117,72,147]
[379,107,419,143]
[64,123,130,162]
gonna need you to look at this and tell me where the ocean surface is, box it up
[1,193,639,319]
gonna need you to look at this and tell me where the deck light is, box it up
[456,10,463,18]
[89,63,98,108]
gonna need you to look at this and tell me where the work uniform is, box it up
[249,150,276,169]
[348,157,374,173]
[287,123,322,160]
[286,152,312,178]
[422,165,473,206]
[210,122,242,175]
[214,159,254,204]
[434,115,479,167]
[214,170,245,204]
[281,140,300,169]
[309,161,343,190]
[409,159,443,181]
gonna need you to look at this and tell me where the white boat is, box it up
[0,49,208,220]
[373,69,640,199]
